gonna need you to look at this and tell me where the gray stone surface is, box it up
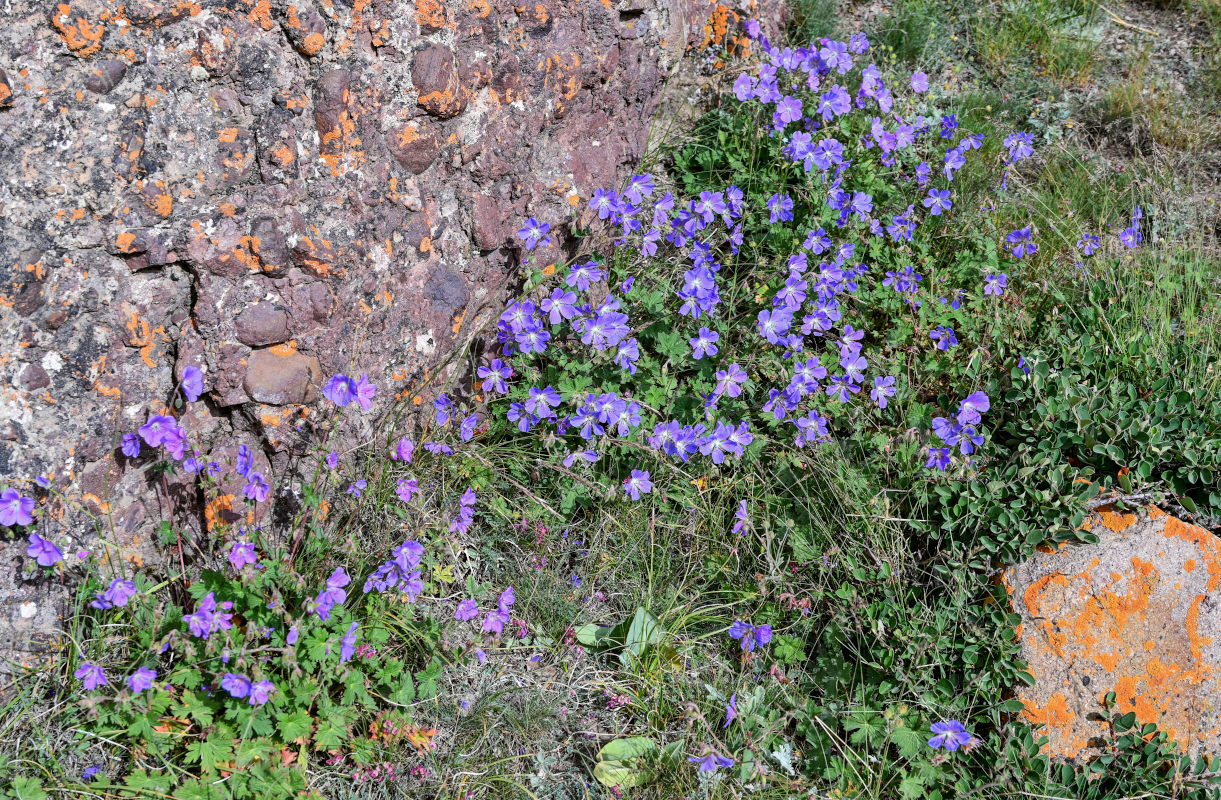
[0,0,783,672]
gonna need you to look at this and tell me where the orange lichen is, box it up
[53,4,105,57]
[1161,515,1221,592]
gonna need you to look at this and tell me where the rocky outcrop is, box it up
[0,0,781,669]
[1005,505,1221,760]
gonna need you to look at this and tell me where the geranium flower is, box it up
[75,663,107,691]
[2,488,35,527]
[624,470,652,501]
[181,366,204,402]
[928,720,974,751]
[727,620,772,652]
[128,666,157,694]
[26,533,62,566]
[90,579,138,609]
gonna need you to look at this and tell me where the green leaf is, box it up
[8,777,47,800]
[276,709,313,742]
[598,737,658,762]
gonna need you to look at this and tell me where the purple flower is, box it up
[690,327,720,360]
[434,393,454,426]
[314,567,350,621]
[727,620,772,652]
[871,375,896,408]
[733,72,756,102]
[181,365,204,402]
[249,680,274,706]
[1018,356,1031,376]
[1119,225,1142,249]
[347,480,367,498]
[236,444,254,478]
[128,666,157,694]
[26,533,62,567]
[244,472,270,503]
[922,188,952,216]
[75,663,107,691]
[930,326,958,351]
[326,452,339,470]
[392,436,415,463]
[689,752,735,772]
[517,217,551,250]
[732,500,750,535]
[1004,132,1034,163]
[1006,226,1038,258]
[2,488,36,527]
[477,359,512,394]
[460,413,479,442]
[90,578,138,610]
[723,693,737,728]
[775,94,803,125]
[221,672,252,700]
[82,765,102,782]
[138,415,177,448]
[120,432,141,458]
[352,374,377,410]
[928,720,974,751]
[286,625,299,645]
[229,542,258,571]
[911,71,929,92]
[340,622,358,664]
[925,447,952,470]
[624,470,652,501]
[984,273,1008,296]
[455,598,479,621]
[956,391,991,425]
[323,374,355,407]
[396,477,420,503]
[1077,233,1100,256]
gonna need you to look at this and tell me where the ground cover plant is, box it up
[2,2,1221,798]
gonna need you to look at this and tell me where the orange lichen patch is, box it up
[1020,692,1075,733]
[416,0,448,28]
[300,31,325,56]
[218,127,239,143]
[248,0,274,30]
[220,202,238,217]
[1023,571,1068,618]
[1187,595,1213,662]
[269,340,298,356]
[1011,506,1221,760]
[1097,558,1158,634]
[53,4,105,56]
[147,182,173,217]
[116,231,138,253]
[467,0,491,17]
[1161,515,1221,592]
[1097,506,1138,532]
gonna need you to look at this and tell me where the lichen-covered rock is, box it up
[0,0,783,672]
[1005,505,1221,760]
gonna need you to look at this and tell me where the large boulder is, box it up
[1005,504,1221,760]
[0,0,783,670]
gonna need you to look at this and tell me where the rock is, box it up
[235,303,291,346]
[243,349,321,406]
[85,59,127,94]
[279,1,327,58]
[386,120,440,175]
[0,0,786,674]
[0,68,13,107]
[413,44,466,119]
[1005,504,1221,761]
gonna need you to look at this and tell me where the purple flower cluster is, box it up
[183,592,235,640]
[90,579,137,610]
[221,672,274,706]
[323,373,376,410]
[450,488,477,534]
[456,586,515,636]
[313,567,351,621]
[363,540,424,599]
[728,620,773,652]
[927,391,992,470]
